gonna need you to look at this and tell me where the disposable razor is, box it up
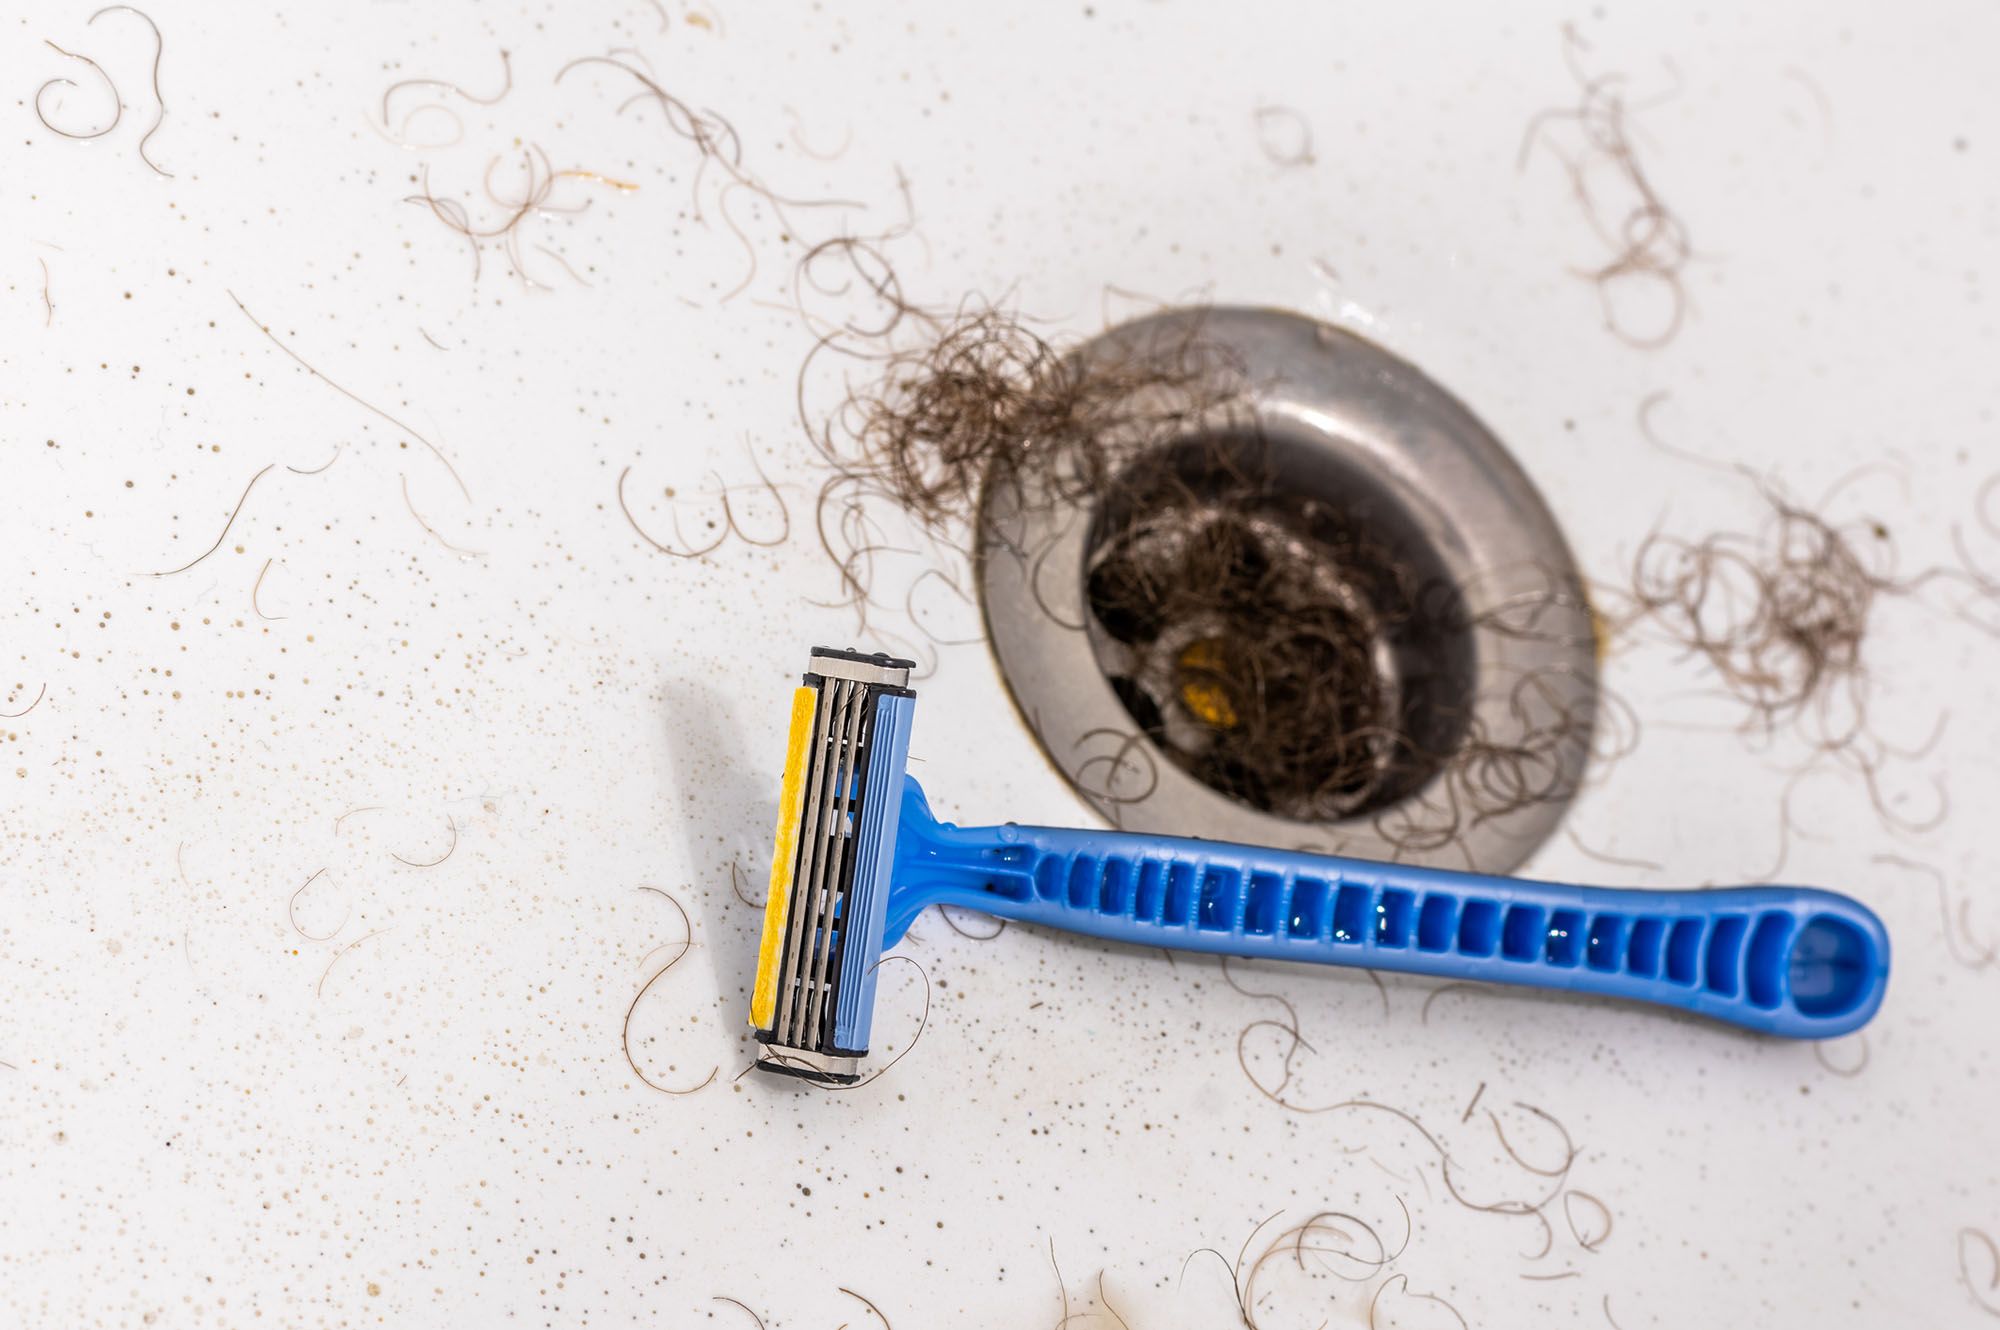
[749,649,1890,1083]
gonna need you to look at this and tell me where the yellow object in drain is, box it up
[1176,639,1239,729]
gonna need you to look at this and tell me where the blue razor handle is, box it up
[885,779,1888,1039]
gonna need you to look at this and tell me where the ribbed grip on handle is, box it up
[888,781,1888,1038]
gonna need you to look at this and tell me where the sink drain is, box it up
[1083,429,1477,824]
[977,307,1597,872]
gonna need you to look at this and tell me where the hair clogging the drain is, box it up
[1083,435,1477,825]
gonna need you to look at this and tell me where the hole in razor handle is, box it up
[1787,915,1877,1019]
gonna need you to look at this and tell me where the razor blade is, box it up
[749,649,916,1084]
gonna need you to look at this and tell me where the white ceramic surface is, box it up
[3,2,1997,1325]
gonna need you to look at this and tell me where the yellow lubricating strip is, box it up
[750,686,819,1029]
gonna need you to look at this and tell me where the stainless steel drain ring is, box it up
[977,306,1597,873]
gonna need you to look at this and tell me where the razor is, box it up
[750,648,1890,1083]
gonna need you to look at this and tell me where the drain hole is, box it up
[1081,429,1477,823]
[1104,674,1165,738]
[979,308,1598,871]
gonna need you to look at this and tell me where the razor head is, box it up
[750,648,917,1085]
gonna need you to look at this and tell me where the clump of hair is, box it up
[794,245,1246,625]
[1608,400,2000,841]
[813,305,1238,531]
[1621,483,1887,741]
[1084,460,1419,823]
[1083,448,1603,853]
